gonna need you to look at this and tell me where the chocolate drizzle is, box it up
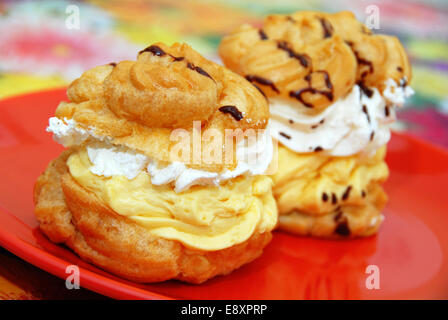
[277,41,310,68]
[335,220,351,236]
[289,70,334,108]
[219,105,243,121]
[362,105,371,123]
[322,192,329,202]
[108,62,117,67]
[319,17,334,38]
[314,146,324,152]
[139,45,166,56]
[332,193,338,205]
[259,29,268,40]
[334,210,343,222]
[279,132,291,139]
[345,41,374,79]
[399,78,408,87]
[356,54,374,75]
[311,119,325,129]
[370,131,375,141]
[187,62,213,80]
[357,80,374,98]
[252,83,267,99]
[245,75,279,93]
[385,106,390,117]
[342,186,352,201]
[139,45,213,81]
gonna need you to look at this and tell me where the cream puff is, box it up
[34,43,277,283]
[219,11,413,238]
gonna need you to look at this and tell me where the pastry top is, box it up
[53,42,269,172]
[219,11,412,111]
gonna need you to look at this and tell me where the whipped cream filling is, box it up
[269,79,413,156]
[383,78,414,106]
[47,117,273,192]
[47,117,108,147]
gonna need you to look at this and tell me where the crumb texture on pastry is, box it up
[272,145,388,238]
[219,11,412,111]
[34,151,273,284]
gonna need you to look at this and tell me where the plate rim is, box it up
[0,88,447,300]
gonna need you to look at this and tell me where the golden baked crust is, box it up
[57,42,269,172]
[34,151,272,284]
[219,11,412,111]
[272,144,388,238]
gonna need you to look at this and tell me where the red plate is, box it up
[0,89,447,300]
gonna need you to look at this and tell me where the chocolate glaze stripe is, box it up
[259,29,268,40]
[357,80,374,98]
[187,62,214,81]
[139,45,166,56]
[319,17,334,38]
[332,193,338,205]
[245,75,279,93]
[344,41,374,76]
[311,118,325,129]
[305,70,333,90]
[139,45,213,81]
[335,220,351,236]
[219,105,244,121]
[290,88,332,108]
[399,78,408,87]
[251,83,268,99]
[277,41,310,68]
[289,70,334,108]
[334,210,343,222]
[342,185,352,201]
[362,105,371,123]
[279,132,291,139]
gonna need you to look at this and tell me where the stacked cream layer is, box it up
[219,11,413,237]
[44,42,277,251]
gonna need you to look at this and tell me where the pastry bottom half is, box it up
[34,150,272,284]
[272,144,389,238]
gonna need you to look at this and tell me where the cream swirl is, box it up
[269,79,413,156]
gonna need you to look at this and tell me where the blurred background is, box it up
[0,0,447,147]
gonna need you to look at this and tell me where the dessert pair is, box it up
[34,11,413,283]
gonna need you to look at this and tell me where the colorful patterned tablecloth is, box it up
[0,0,447,148]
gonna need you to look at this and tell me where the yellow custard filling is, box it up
[66,149,278,251]
[273,145,389,215]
